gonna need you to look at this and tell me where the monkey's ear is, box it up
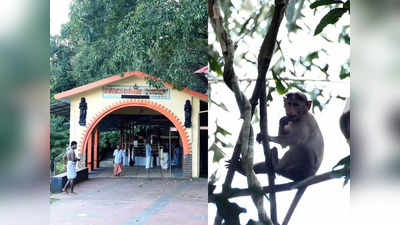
[306,101,312,111]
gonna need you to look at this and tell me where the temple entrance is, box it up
[83,105,186,178]
[53,71,208,179]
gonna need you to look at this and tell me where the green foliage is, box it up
[209,122,233,162]
[99,130,121,149]
[50,36,76,98]
[56,162,66,174]
[311,0,350,36]
[50,115,69,160]
[310,0,343,9]
[314,8,348,35]
[339,63,350,79]
[209,143,225,162]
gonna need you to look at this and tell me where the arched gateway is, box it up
[54,71,208,178]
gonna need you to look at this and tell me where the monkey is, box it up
[228,92,324,182]
[227,92,324,225]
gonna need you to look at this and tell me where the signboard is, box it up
[103,85,170,100]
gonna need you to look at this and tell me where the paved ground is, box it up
[50,177,207,225]
[89,166,183,178]
[94,157,183,178]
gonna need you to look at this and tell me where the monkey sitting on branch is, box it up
[227,92,324,225]
[228,92,324,182]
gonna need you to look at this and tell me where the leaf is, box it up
[322,64,329,72]
[209,143,225,162]
[305,51,319,62]
[216,124,232,136]
[267,87,276,102]
[218,102,229,112]
[209,56,223,76]
[310,0,343,9]
[314,8,348,35]
[272,71,287,95]
[343,0,350,10]
[339,65,350,79]
[210,98,229,112]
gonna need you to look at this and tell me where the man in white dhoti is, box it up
[145,139,152,177]
[63,141,80,194]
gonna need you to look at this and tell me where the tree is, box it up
[208,0,350,225]
[50,115,69,161]
[50,0,208,95]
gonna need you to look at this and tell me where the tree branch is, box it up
[250,0,289,112]
[249,1,289,224]
[210,169,345,200]
[210,1,274,224]
[209,77,347,83]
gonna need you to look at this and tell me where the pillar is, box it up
[94,128,99,169]
[87,131,93,171]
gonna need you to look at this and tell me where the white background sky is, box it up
[50,0,71,36]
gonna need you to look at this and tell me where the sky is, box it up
[50,0,71,36]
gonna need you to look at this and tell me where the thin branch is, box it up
[250,0,289,111]
[210,169,344,200]
[210,1,274,224]
[208,77,348,84]
[250,1,289,224]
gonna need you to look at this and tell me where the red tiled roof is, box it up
[54,71,208,102]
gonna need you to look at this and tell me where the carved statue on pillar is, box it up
[184,100,192,128]
[79,97,87,126]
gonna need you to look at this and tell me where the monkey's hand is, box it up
[279,116,291,126]
[256,133,264,143]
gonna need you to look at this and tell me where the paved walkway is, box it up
[89,166,183,178]
[50,177,207,225]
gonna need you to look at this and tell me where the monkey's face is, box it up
[284,98,307,121]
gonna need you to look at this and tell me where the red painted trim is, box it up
[93,128,98,169]
[87,132,93,171]
[79,100,192,164]
[54,71,208,102]
[54,75,123,100]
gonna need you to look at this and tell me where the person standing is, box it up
[113,145,123,176]
[63,141,80,194]
[122,144,129,166]
[118,147,125,175]
[145,139,152,177]
[172,144,182,167]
